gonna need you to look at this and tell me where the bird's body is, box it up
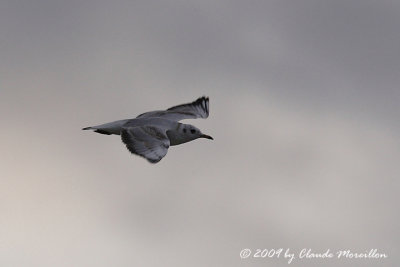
[83,97,212,163]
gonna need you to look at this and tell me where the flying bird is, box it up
[82,96,213,163]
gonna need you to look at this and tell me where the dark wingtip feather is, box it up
[147,157,162,163]
[196,96,209,117]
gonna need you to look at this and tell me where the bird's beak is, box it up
[200,134,214,140]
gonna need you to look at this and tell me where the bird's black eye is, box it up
[190,129,196,134]
[183,129,187,133]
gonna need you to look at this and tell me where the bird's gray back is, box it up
[122,118,180,130]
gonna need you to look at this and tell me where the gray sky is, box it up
[1,1,399,266]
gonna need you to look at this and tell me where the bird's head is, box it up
[182,124,213,141]
[168,124,213,146]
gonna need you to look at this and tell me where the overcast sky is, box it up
[1,1,399,266]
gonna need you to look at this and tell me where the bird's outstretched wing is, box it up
[136,96,209,121]
[121,126,170,163]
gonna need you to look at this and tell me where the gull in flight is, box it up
[83,96,213,163]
